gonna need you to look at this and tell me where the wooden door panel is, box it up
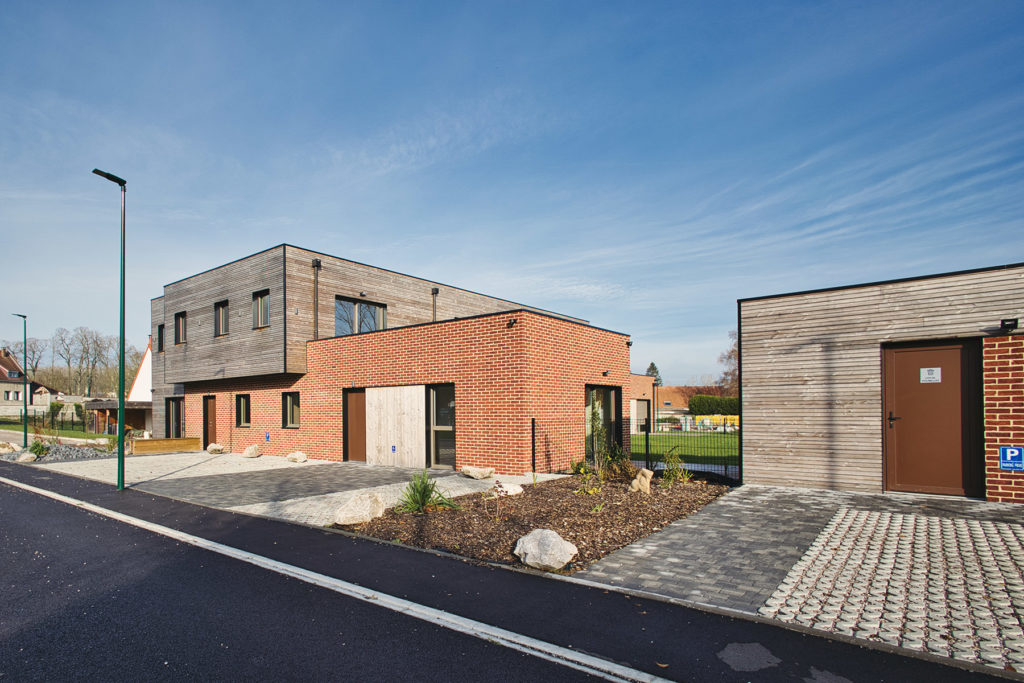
[345,390,366,462]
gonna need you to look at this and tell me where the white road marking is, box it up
[1,475,671,683]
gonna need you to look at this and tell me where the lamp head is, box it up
[92,168,126,186]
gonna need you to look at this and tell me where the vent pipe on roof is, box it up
[431,287,440,322]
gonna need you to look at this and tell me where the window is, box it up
[13,391,19,401]
[166,397,185,438]
[214,300,229,337]
[253,290,270,328]
[235,394,251,428]
[335,296,387,336]
[428,384,455,467]
[174,312,187,344]
[157,324,165,352]
[282,392,300,428]
[3,391,9,400]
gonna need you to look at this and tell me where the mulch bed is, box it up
[336,474,731,572]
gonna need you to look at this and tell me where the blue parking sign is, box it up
[1001,447,1024,471]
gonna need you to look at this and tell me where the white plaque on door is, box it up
[920,367,941,383]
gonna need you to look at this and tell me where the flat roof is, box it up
[739,261,1024,304]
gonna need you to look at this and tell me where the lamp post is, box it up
[92,168,127,491]
[11,313,27,449]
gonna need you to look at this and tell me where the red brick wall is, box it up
[984,335,1024,503]
[180,310,630,474]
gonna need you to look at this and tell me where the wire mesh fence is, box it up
[630,427,740,482]
[0,411,86,434]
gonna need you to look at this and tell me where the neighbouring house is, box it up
[0,348,59,413]
[739,262,1024,504]
[628,374,655,434]
[85,337,154,434]
[151,244,634,474]
[654,385,726,427]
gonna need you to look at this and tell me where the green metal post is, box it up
[12,313,27,448]
[117,182,126,490]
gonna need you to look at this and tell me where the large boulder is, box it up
[242,445,261,458]
[629,468,654,494]
[461,466,494,480]
[334,492,387,525]
[206,443,224,454]
[0,441,16,454]
[286,451,307,463]
[484,482,523,498]
[16,452,37,463]
[514,529,578,571]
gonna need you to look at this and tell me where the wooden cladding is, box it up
[740,265,1024,493]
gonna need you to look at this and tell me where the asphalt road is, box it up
[0,461,1008,682]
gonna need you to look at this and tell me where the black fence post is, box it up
[531,418,536,473]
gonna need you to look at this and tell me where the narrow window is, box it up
[3,391,9,400]
[253,290,270,328]
[157,324,165,352]
[214,300,229,337]
[335,296,386,336]
[166,397,185,438]
[282,392,300,428]
[428,384,455,467]
[174,312,187,344]
[235,394,251,428]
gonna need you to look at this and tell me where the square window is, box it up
[253,290,270,329]
[282,392,300,428]
[174,312,187,344]
[236,394,250,428]
[214,300,229,337]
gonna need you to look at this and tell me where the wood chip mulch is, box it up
[336,474,731,572]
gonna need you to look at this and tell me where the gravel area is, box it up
[0,442,114,463]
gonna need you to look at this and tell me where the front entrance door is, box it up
[344,389,366,462]
[883,340,982,496]
[202,396,216,448]
[585,385,621,464]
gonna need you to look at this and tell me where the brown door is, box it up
[202,396,217,448]
[883,340,982,496]
[344,389,366,462]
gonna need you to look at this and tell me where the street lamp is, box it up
[11,314,27,449]
[92,168,127,491]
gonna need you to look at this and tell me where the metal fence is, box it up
[0,411,86,434]
[630,427,740,483]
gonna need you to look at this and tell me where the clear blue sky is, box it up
[2,1,1023,383]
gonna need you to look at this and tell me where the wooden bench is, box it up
[131,437,202,455]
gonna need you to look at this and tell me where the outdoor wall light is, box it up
[626,340,632,347]
[507,318,517,328]
[1001,318,1019,333]
[359,291,367,297]
[602,370,610,376]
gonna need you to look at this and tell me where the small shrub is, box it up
[48,401,64,420]
[29,440,50,457]
[660,446,689,489]
[570,459,594,476]
[396,470,460,514]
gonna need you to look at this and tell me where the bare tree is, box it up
[52,327,76,393]
[717,330,738,397]
[74,327,116,396]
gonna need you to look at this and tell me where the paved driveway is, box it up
[579,484,1024,670]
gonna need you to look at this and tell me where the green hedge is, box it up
[688,394,739,416]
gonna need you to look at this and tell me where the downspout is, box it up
[312,258,322,340]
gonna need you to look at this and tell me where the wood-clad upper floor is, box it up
[154,244,585,383]
[739,262,1024,492]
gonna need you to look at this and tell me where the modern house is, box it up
[151,245,634,474]
[85,337,154,435]
[739,262,1024,504]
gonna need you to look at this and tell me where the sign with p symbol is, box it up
[1000,447,1023,471]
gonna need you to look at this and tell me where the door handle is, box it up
[887,411,902,428]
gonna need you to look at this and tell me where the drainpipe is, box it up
[312,258,322,339]
[431,287,439,322]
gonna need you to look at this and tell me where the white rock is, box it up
[514,529,578,571]
[334,492,387,525]
[16,452,38,463]
[242,445,261,458]
[629,468,654,494]
[0,441,16,454]
[461,466,495,480]
[286,451,307,463]
[206,443,225,454]
[484,482,524,498]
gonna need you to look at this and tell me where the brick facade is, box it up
[983,334,1024,503]
[180,310,631,475]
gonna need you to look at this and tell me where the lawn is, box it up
[630,431,739,465]
[0,419,109,443]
